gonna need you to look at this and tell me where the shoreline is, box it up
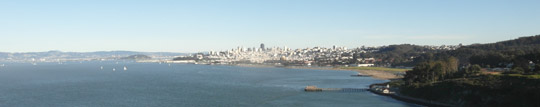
[368,86,452,107]
[230,64,402,80]
[227,64,438,106]
[287,66,402,80]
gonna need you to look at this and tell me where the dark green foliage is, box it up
[406,35,540,79]
[469,53,510,68]
[400,75,540,106]
[513,53,540,74]
[505,67,525,74]
[534,64,540,74]
[417,35,540,68]
[458,64,482,77]
[400,35,540,106]
[404,57,459,83]
[513,57,532,73]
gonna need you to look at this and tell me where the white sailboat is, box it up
[123,66,127,71]
[100,66,104,70]
[113,68,116,71]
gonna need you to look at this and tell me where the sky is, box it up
[1,0,539,53]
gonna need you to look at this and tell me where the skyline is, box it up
[1,0,539,52]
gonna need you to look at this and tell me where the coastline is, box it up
[266,65,403,80]
[282,65,453,106]
[226,64,446,106]
[333,68,402,80]
[230,64,401,80]
[368,86,452,107]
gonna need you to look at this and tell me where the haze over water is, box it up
[0,62,413,106]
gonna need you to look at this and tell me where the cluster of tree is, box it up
[411,35,540,75]
[404,57,481,83]
[400,75,540,106]
[405,35,540,84]
[505,53,540,74]
[397,35,540,106]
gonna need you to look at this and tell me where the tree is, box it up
[404,62,433,83]
[512,58,530,74]
[443,57,459,79]
[458,64,482,77]
[467,64,482,76]
[534,64,540,74]
[510,67,525,74]
[404,57,460,83]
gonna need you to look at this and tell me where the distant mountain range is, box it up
[0,51,187,62]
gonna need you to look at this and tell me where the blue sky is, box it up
[1,0,539,52]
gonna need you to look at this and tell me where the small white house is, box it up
[383,89,390,94]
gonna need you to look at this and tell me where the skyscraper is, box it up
[260,43,265,51]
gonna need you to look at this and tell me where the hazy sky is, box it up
[1,0,539,52]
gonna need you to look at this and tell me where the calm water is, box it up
[0,61,415,107]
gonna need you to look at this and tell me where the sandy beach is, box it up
[284,66,403,80]
[225,64,403,80]
[347,69,402,80]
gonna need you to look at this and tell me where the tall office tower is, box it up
[260,43,265,51]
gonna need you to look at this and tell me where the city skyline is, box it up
[1,0,539,52]
[0,43,459,53]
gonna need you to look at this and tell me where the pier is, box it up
[304,86,368,92]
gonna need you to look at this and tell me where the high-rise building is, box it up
[260,43,265,51]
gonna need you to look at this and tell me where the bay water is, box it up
[0,61,415,106]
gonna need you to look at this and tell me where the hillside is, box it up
[413,35,540,67]
[0,51,186,62]
[121,55,152,60]
[354,44,455,66]
[398,34,540,106]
